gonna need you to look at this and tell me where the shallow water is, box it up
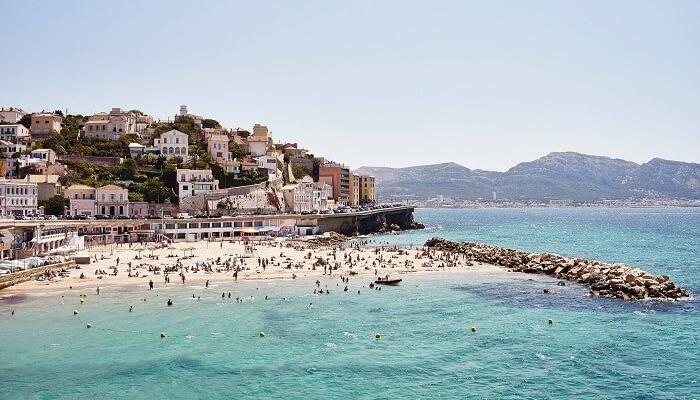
[1,208,699,399]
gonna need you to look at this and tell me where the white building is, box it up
[0,140,26,158]
[0,178,38,216]
[154,129,189,161]
[247,136,268,157]
[0,107,27,123]
[177,169,219,199]
[83,108,137,140]
[282,180,333,213]
[255,155,279,174]
[0,124,30,143]
[128,143,145,158]
[30,148,57,164]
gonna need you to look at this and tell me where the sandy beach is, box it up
[2,237,503,297]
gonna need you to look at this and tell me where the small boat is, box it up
[375,277,402,286]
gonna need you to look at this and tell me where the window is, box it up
[188,223,199,229]
[223,222,232,227]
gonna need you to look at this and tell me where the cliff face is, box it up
[356,152,700,201]
[317,208,423,236]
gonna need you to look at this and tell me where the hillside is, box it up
[356,152,700,201]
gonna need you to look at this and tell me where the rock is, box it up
[424,237,691,301]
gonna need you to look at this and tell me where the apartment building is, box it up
[318,163,351,206]
[358,175,376,204]
[177,169,219,198]
[0,124,30,143]
[0,179,39,216]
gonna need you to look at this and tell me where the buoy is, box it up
[548,318,553,325]
[86,323,92,328]
[259,331,266,337]
[471,326,477,332]
[73,310,79,315]
[374,333,381,339]
[160,332,166,338]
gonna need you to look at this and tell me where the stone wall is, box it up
[0,260,76,291]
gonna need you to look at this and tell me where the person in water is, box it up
[149,280,154,290]
[167,299,173,306]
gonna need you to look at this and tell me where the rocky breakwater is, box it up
[425,238,690,301]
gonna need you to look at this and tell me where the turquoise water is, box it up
[1,208,699,399]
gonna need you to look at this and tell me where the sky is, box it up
[2,0,698,171]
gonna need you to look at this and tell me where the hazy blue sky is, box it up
[2,0,698,170]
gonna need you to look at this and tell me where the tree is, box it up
[128,191,145,202]
[202,119,221,129]
[229,142,247,159]
[291,164,311,179]
[18,114,32,129]
[40,195,66,216]
[121,158,137,180]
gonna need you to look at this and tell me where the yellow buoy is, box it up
[160,332,166,338]
[471,326,477,332]
[548,318,553,325]
[86,323,92,328]
[259,331,266,337]
[73,310,79,315]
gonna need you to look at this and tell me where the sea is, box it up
[1,208,698,399]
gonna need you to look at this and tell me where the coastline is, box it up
[0,238,503,300]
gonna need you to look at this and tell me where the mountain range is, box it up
[355,152,700,202]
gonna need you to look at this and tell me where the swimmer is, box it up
[129,305,133,312]
[167,299,173,306]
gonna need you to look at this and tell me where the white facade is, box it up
[177,169,219,198]
[247,137,268,157]
[255,155,278,174]
[154,130,189,161]
[30,148,56,164]
[0,140,26,158]
[283,181,333,213]
[0,179,38,216]
[0,124,30,143]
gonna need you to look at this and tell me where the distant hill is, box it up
[355,152,700,201]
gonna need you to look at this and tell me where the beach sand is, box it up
[2,238,503,297]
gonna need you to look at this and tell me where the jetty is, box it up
[425,238,690,300]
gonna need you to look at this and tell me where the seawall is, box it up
[317,207,423,236]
